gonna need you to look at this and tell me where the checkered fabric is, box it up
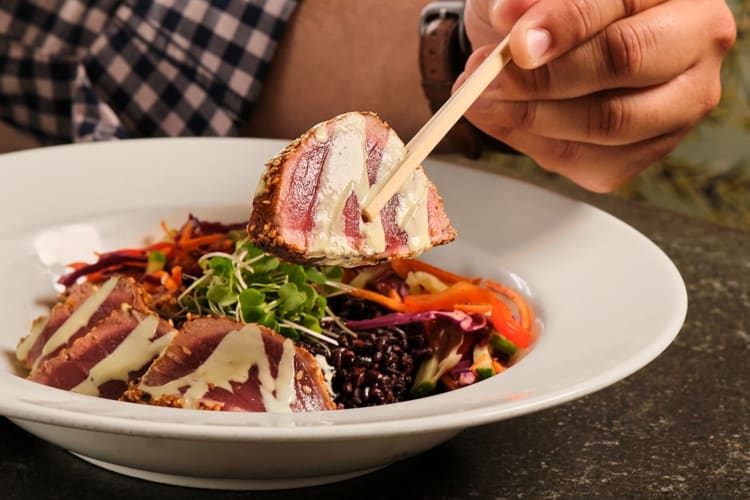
[0,0,297,143]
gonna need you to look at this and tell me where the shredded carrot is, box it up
[390,259,479,285]
[171,265,183,287]
[99,242,175,260]
[144,241,176,253]
[492,359,506,374]
[486,279,534,331]
[149,270,178,292]
[177,219,195,246]
[177,233,226,250]
[160,220,175,239]
[348,288,406,312]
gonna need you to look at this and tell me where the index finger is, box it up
[509,0,668,68]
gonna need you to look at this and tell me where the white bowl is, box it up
[0,138,686,490]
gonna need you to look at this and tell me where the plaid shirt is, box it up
[0,0,297,143]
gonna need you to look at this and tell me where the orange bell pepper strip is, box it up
[486,279,534,331]
[348,277,534,349]
[347,288,407,312]
[402,281,486,311]
[403,281,532,348]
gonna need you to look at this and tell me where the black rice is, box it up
[300,294,434,409]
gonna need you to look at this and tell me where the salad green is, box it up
[177,236,345,344]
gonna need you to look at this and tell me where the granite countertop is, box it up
[2,183,748,499]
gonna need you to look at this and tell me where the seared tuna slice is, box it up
[248,111,456,267]
[17,276,148,371]
[124,317,335,412]
[28,307,177,399]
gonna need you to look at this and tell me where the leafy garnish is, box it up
[178,238,345,344]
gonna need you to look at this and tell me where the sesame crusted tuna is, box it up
[123,317,335,412]
[248,111,456,267]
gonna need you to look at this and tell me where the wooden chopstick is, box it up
[361,35,512,222]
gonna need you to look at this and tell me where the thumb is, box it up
[465,0,540,48]
[508,0,665,69]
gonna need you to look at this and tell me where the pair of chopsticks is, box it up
[361,36,512,222]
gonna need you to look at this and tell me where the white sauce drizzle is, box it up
[33,276,118,371]
[303,114,431,264]
[71,315,176,396]
[396,168,431,251]
[140,324,298,412]
[369,131,431,252]
[309,113,384,258]
[16,315,49,363]
[315,353,336,397]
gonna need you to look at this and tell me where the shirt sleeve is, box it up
[0,0,299,143]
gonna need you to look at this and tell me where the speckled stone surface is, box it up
[2,184,748,499]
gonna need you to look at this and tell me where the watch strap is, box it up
[419,9,482,159]
[419,2,519,159]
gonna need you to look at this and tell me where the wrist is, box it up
[419,1,481,158]
[418,1,519,158]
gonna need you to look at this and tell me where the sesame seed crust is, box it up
[246,111,457,266]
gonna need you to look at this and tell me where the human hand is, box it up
[459,0,737,192]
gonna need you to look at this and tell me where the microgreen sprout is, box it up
[177,238,346,343]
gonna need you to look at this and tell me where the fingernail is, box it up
[525,28,551,65]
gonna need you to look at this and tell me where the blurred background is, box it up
[1,1,748,230]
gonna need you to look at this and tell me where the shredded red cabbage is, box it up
[345,310,487,332]
[187,214,247,234]
[57,251,147,287]
[57,216,246,287]
[372,276,410,300]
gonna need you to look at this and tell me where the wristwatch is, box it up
[419,1,480,158]
[419,1,516,158]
